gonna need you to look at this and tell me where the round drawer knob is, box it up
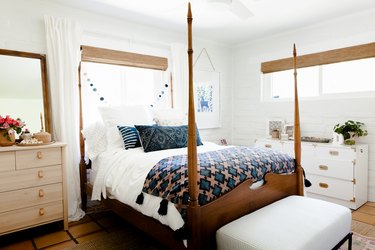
[38,170,44,178]
[37,151,43,159]
[39,189,45,197]
[39,208,45,216]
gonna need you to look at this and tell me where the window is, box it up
[270,67,319,99]
[263,57,375,100]
[322,58,375,94]
[80,46,170,124]
[261,42,375,101]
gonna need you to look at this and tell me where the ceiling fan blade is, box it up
[229,0,253,20]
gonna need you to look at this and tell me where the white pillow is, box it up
[99,105,154,149]
[81,121,107,159]
[152,108,187,126]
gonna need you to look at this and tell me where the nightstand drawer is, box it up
[16,147,62,170]
[306,175,354,201]
[305,159,354,181]
[0,151,15,172]
[0,201,63,234]
[315,147,355,161]
[0,183,62,213]
[0,165,62,192]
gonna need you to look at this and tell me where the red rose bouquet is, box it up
[0,115,25,141]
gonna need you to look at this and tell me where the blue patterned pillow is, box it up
[117,126,141,150]
[134,125,203,152]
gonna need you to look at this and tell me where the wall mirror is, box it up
[0,49,51,135]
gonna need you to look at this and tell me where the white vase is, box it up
[332,132,344,145]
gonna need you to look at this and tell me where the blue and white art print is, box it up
[196,85,213,113]
[194,70,220,129]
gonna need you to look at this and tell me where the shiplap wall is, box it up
[231,8,375,201]
[1,0,232,145]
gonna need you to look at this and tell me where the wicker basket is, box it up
[33,131,51,143]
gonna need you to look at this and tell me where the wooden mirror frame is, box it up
[0,48,51,134]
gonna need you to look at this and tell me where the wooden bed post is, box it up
[293,44,304,196]
[78,61,88,210]
[186,3,202,249]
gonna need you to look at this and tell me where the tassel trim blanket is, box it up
[136,146,295,220]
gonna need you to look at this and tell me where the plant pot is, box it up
[0,129,15,146]
[332,132,344,145]
[344,139,356,145]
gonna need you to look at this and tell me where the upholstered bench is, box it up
[216,195,352,250]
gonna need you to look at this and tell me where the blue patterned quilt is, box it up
[138,146,295,219]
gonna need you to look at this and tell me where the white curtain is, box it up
[44,16,85,221]
[171,43,188,114]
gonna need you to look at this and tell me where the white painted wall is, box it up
[232,9,375,201]
[1,0,232,144]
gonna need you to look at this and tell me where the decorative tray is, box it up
[16,141,55,146]
[301,137,330,143]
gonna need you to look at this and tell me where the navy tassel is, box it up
[136,193,144,205]
[302,168,312,187]
[158,199,168,216]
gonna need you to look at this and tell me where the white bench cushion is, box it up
[217,195,351,250]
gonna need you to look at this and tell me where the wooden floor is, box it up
[0,209,127,250]
[1,201,375,249]
[352,201,375,237]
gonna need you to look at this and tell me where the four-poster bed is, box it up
[78,3,303,250]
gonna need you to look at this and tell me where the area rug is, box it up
[71,230,375,250]
[340,233,375,250]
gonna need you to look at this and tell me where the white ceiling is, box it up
[50,0,375,45]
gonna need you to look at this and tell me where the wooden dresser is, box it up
[0,142,67,235]
[255,138,368,210]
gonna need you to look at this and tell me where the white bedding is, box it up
[91,141,231,230]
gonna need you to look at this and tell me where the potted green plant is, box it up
[333,120,368,145]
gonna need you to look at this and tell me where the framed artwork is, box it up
[266,120,284,137]
[284,124,294,139]
[194,70,220,129]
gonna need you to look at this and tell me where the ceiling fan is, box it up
[205,0,254,20]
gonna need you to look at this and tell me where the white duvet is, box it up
[91,141,230,231]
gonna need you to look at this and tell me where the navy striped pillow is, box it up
[117,126,141,150]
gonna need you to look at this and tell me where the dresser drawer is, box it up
[16,147,62,170]
[0,183,62,213]
[315,147,355,161]
[0,201,63,234]
[306,175,354,201]
[0,151,15,172]
[304,159,354,181]
[0,165,62,192]
[255,141,283,151]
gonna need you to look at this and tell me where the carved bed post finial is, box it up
[293,44,304,195]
